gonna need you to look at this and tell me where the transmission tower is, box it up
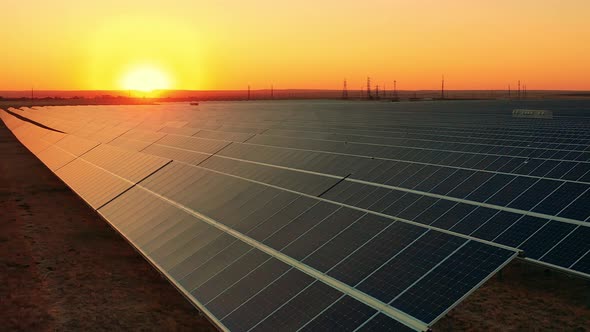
[394,80,398,98]
[367,77,372,100]
[247,85,251,101]
[271,84,274,99]
[342,79,348,99]
[441,75,445,99]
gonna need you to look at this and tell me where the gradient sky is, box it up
[2,0,589,90]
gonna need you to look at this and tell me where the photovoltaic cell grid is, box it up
[2,100,590,331]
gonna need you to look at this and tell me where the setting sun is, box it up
[120,65,172,92]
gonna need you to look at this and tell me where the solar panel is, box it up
[2,100,590,330]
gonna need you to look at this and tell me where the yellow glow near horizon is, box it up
[1,1,590,90]
[120,65,172,92]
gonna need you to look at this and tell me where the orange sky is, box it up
[2,0,589,91]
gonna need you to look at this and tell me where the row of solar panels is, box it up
[7,105,590,278]
[1,107,520,331]
[15,106,590,180]
[18,105,590,153]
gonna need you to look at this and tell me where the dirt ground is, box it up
[0,121,216,331]
[1,118,589,331]
[435,260,590,331]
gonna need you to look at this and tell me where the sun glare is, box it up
[121,65,172,92]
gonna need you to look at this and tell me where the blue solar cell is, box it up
[431,169,475,195]
[470,155,501,170]
[412,199,457,226]
[353,159,390,182]
[494,216,548,247]
[470,211,521,241]
[541,226,590,268]
[576,152,590,162]
[372,162,409,184]
[250,281,343,331]
[533,182,588,215]
[412,167,457,192]
[300,296,377,332]
[192,248,270,303]
[526,150,546,160]
[391,241,514,324]
[429,152,453,165]
[398,195,440,221]
[571,251,590,275]
[487,176,537,206]
[447,153,476,167]
[321,181,356,201]
[303,214,391,272]
[416,150,447,164]
[355,187,392,209]
[282,208,365,260]
[235,192,299,233]
[382,192,422,216]
[557,190,590,221]
[335,183,371,204]
[458,154,484,168]
[357,231,465,304]
[561,162,590,181]
[398,149,422,162]
[328,221,426,286]
[508,179,562,211]
[179,240,252,292]
[462,144,485,154]
[450,207,500,236]
[222,268,314,331]
[550,150,570,160]
[579,170,590,183]
[169,233,235,279]
[529,160,561,177]
[448,171,494,199]
[430,203,476,230]
[563,151,584,160]
[519,221,576,259]
[264,201,339,250]
[484,156,513,171]
[385,164,425,187]
[343,184,381,206]
[497,157,527,173]
[247,196,318,242]
[513,158,544,175]
[399,165,440,188]
[546,161,578,179]
[369,189,406,212]
[206,258,290,318]
[538,150,558,160]
[465,173,516,203]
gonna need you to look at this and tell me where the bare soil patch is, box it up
[436,260,590,331]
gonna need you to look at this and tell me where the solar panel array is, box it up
[2,99,589,331]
